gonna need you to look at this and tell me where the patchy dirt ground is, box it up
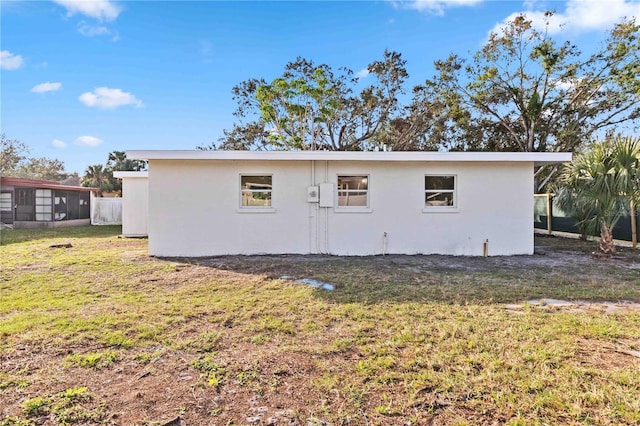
[173,234,640,305]
[2,234,640,425]
[186,234,640,275]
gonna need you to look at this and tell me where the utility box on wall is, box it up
[319,183,334,207]
[307,186,319,203]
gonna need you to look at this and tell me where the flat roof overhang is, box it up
[126,150,572,167]
[113,171,149,179]
[0,177,98,192]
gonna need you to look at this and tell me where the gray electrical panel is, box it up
[319,183,334,207]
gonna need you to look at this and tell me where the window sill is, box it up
[422,207,459,213]
[334,207,373,213]
[237,208,277,214]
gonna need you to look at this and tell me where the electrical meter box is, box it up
[307,186,319,203]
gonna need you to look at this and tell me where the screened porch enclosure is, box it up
[1,177,96,228]
[16,189,90,222]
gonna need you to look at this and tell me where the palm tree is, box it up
[554,186,599,241]
[106,151,147,194]
[107,150,146,172]
[81,164,113,197]
[556,136,640,254]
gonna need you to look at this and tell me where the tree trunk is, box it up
[598,220,616,255]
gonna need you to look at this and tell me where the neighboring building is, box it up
[59,176,82,187]
[126,150,571,257]
[113,171,148,237]
[0,177,97,228]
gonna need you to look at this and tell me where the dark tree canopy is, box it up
[82,151,147,195]
[414,13,639,153]
[408,12,640,190]
[208,50,409,151]
[81,164,113,197]
[205,14,639,193]
[107,150,147,173]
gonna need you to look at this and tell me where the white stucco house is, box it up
[124,150,571,257]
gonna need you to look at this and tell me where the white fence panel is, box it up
[91,197,122,225]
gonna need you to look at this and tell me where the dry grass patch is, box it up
[1,227,639,425]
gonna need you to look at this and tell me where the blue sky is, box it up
[2,0,639,174]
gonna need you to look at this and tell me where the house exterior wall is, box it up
[147,159,534,257]
[148,160,311,256]
[121,176,148,236]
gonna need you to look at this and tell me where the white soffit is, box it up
[126,150,571,166]
[113,171,148,179]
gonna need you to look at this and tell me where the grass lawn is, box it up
[1,226,639,425]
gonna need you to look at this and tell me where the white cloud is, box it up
[74,136,103,147]
[52,0,122,21]
[0,50,24,70]
[552,76,585,93]
[491,0,640,36]
[355,68,370,79]
[78,21,111,37]
[554,80,575,91]
[78,87,143,109]
[490,10,564,36]
[31,82,62,93]
[52,139,67,148]
[392,0,484,16]
[562,0,639,31]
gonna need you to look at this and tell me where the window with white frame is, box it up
[0,193,11,212]
[337,175,369,207]
[35,189,53,221]
[240,175,272,208]
[424,175,455,208]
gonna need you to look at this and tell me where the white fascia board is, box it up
[113,171,149,179]
[126,150,571,166]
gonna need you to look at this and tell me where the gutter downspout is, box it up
[325,160,329,254]
[311,160,317,254]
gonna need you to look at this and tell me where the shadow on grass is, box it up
[167,239,640,305]
[0,225,123,246]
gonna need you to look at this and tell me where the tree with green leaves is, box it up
[1,133,69,181]
[82,151,146,195]
[208,50,409,151]
[81,164,113,197]
[556,136,640,254]
[1,133,29,175]
[14,157,68,181]
[199,123,271,151]
[107,150,147,173]
[105,150,147,193]
[412,12,640,191]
